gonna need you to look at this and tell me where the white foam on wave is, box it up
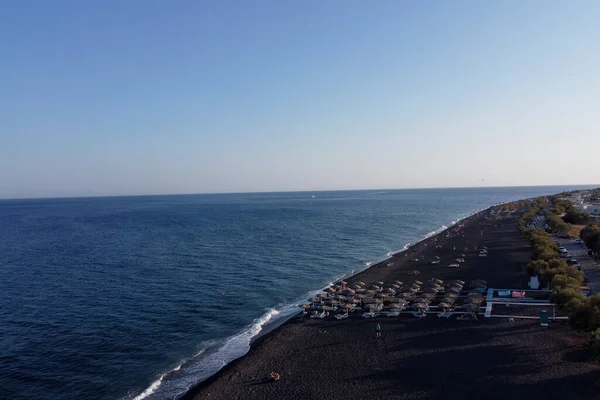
[132,309,280,400]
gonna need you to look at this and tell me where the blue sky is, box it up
[1,1,599,198]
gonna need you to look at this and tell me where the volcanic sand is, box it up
[185,206,600,400]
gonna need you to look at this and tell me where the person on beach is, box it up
[376,323,381,337]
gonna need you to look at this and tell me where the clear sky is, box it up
[1,1,599,198]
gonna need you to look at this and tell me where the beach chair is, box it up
[386,310,400,317]
[334,313,348,320]
[412,311,427,318]
[362,311,375,319]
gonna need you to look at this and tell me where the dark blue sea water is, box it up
[0,186,594,400]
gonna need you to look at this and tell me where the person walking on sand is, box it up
[376,323,381,338]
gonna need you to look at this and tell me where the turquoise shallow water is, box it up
[0,185,593,400]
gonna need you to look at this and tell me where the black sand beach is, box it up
[184,204,600,400]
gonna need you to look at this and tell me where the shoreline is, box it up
[179,205,494,399]
[183,196,600,400]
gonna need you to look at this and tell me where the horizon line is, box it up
[1,183,598,202]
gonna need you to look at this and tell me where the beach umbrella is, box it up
[471,282,486,289]
[394,280,404,286]
[413,302,428,310]
[369,285,380,291]
[325,287,336,294]
[342,289,356,296]
[438,302,451,309]
[467,297,484,304]
[392,284,401,290]
[363,298,376,304]
[357,281,366,286]
[317,293,328,299]
[352,283,362,290]
[341,303,353,310]
[320,305,332,311]
[299,304,311,309]
[414,280,423,285]
[376,281,384,286]
[444,292,458,298]
[383,288,395,294]
[432,279,444,285]
[309,297,320,303]
[450,279,465,285]
[434,256,440,260]
[364,303,378,310]
[459,254,466,258]
[472,279,487,285]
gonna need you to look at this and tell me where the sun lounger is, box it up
[412,311,427,318]
[362,312,375,319]
[386,311,400,317]
[334,313,348,320]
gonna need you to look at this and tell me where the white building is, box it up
[583,203,600,216]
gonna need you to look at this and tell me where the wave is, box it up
[131,310,279,400]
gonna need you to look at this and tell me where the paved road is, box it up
[554,236,600,294]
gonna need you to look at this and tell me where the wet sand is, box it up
[184,205,600,400]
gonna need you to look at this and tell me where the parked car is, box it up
[567,259,579,266]
[575,239,583,244]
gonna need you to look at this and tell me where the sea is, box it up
[0,185,595,400]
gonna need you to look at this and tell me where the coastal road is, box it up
[554,236,600,294]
